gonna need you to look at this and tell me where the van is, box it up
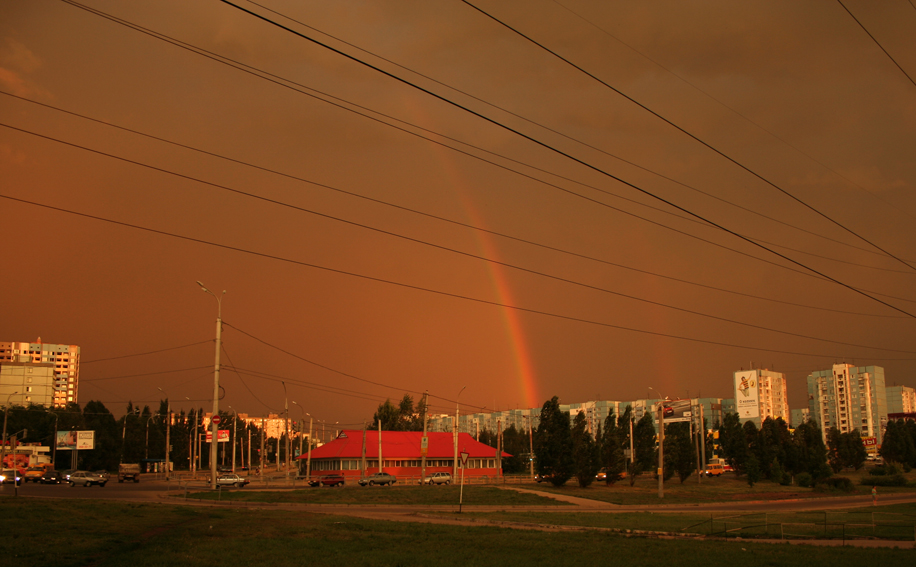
[705,463,725,477]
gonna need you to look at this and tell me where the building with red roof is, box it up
[296,430,509,481]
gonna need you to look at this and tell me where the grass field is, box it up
[181,484,566,505]
[517,467,916,505]
[427,503,916,542]
[2,498,913,567]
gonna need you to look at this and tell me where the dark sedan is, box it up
[40,470,64,484]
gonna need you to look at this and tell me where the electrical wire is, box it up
[2,90,908,317]
[6,123,908,352]
[837,0,916,88]
[80,365,212,382]
[459,0,916,273]
[548,0,916,225]
[81,339,212,364]
[3,191,914,360]
[242,0,905,259]
[220,0,916,318]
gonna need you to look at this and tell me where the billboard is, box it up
[56,430,95,450]
[205,430,230,443]
[654,399,693,423]
[735,371,760,419]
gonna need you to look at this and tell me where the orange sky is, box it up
[1,0,914,425]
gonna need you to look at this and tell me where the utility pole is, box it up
[657,403,665,499]
[420,391,429,485]
[378,420,383,473]
[699,403,707,479]
[307,416,313,481]
[196,281,224,490]
[259,417,265,478]
[453,386,466,479]
[361,422,367,479]
[527,415,534,479]
[497,418,503,476]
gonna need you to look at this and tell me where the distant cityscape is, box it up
[2,339,914,449]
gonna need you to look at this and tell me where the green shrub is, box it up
[796,472,812,488]
[814,477,855,492]
[869,462,900,476]
[860,475,908,487]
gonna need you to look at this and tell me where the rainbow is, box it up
[436,151,540,410]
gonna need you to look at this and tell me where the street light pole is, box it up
[292,401,305,477]
[158,387,171,480]
[1,392,19,470]
[453,385,466,479]
[282,381,290,478]
[197,281,224,490]
[229,406,237,473]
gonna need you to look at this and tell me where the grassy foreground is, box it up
[430,503,916,541]
[1,498,912,567]
[521,467,916,505]
[181,484,565,505]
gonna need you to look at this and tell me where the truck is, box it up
[118,463,141,483]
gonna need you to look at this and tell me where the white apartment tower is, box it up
[806,364,887,444]
[733,369,790,427]
[0,339,80,408]
[886,385,916,415]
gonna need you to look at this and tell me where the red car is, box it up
[309,474,345,487]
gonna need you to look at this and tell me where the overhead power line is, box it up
[241,0,903,261]
[4,192,916,360]
[2,120,910,351]
[219,0,916,319]
[81,339,212,364]
[837,0,916,88]
[8,91,912,318]
[459,0,916,274]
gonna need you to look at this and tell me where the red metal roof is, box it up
[296,430,510,460]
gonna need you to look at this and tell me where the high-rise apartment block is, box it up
[0,339,80,408]
[806,364,887,444]
[886,385,916,415]
[733,369,790,426]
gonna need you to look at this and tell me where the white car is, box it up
[69,470,107,487]
[421,472,451,485]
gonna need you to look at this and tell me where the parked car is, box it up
[40,470,64,484]
[358,472,397,486]
[69,470,107,487]
[420,472,451,485]
[24,467,46,483]
[215,473,249,488]
[308,474,345,487]
[0,469,22,485]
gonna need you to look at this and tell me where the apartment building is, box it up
[886,385,916,415]
[0,339,80,408]
[806,364,887,444]
[733,369,790,426]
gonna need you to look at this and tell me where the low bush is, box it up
[814,477,855,493]
[860,475,908,487]
[868,463,900,476]
[796,472,812,488]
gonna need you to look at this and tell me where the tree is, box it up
[846,429,867,471]
[600,411,626,483]
[880,419,916,468]
[719,413,747,476]
[793,420,830,481]
[664,422,696,483]
[630,412,655,486]
[570,411,601,487]
[826,427,844,473]
[533,397,573,487]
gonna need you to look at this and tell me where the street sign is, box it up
[211,415,221,425]
[460,451,469,467]
[420,436,428,456]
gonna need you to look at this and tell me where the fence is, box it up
[681,511,916,543]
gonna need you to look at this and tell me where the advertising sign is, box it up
[734,371,760,419]
[56,430,95,450]
[654,399,692,424]
[205,430,230,443]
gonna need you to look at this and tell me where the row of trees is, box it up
[529,397,846,488]
[880,419,916,469]
[1,400,305,472]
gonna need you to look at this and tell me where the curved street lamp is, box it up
[453,386,466,479]
[196,281,225,489]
